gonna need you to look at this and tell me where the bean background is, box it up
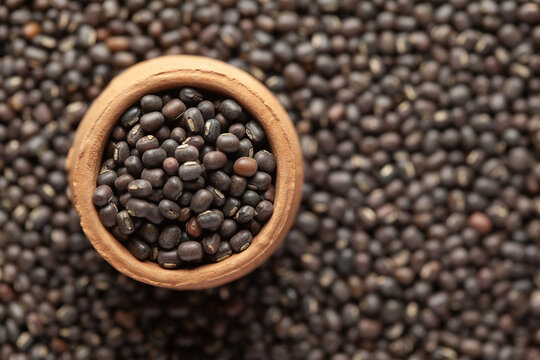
[1,0,540,359]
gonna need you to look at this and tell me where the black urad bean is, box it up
[248,171,272,190]
[124,156,143,177]
[142,148,167,168]
[198,100,215,119]
[255,200,274,222]
[183,135,205,149]
[229,175,247,197]
[163,176,183,200]
[230,230,253,252]
[196,209,224,230]
[235,205,256,223]
[207,186,226,207]
[158,225,181,249]
[219,99,242,120]
[145,203,164,225]
[158,199,181,219]
[127,179,152,198]
[127,238,151,261]
[140,111,165,132]
[216,133,240,153]
[219,219,238,239]
[170,127,186,143]
[139,222,159,244]
[237,138,254,158]
[242,190,260,207]
[136,135,159,154]
[203,119,221,144]
[234,157,258,177]
[174,144,199,163]
[190,189,213,213]
[179,87,203,104]
[140,94,162,112]
[97,169,117,187]
[127,124,144,146]
[248,219,262,235]
[245,120,265,143]
[162,99,186,121]
[157,249,182,269]
[211,241,233,262]
[178,161,202,181]
[202,233,221,255]
[162,157,180,176]
[254,150,276,173]
[126,198,150,218]
[120,106,141,128]
[223,197,241,218]
[229,123,245,138]
[114,174,134,193]
[203,151,227,170]
[178,241,203,262]
[113,141,130,165]
[161,139,178,157]
[92,184,113,207]
[182,107,204,133]
[116,210,135,235]
[141,168,165,187]
[209,171,231,192]
[99,203,118,227]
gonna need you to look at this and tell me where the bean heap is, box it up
[92,88,276,268]
[2,0,540,359]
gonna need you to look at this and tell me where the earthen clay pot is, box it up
[66,55,303,290]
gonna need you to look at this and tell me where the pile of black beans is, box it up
[2,0,540,359]
[92,88,275,268]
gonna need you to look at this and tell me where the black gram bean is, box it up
[127,238,151,261]
[178,161,203,181]
[141,168,165,187]
[190,189,213,213]
[174,144,199,163]
[203,151,227,170]
[229,175,247,197]
[158,225,181,249]
[235,205,256,223]
[198,100,215,119]
[97,169,117,187]
[157,249,182,269]
[202,233,221,255]
[114,141,130,165]
[163,176,183,200]
[140,111,165,132]
[142,148,167,168]
[209,171,231,192]
[158,199,181,219]
[92,184,113,207]
[254,150,276,173]
[219,99,242,120]
[255,200,274,222]
[126,198,150,218]
[114,174,134,193]
[139,222,159,244]
[124,156,143,177]
[120,106,141,128]
[161,139,179,157]
[116,210,135,235]
[237,138,254,158]
[230,230,253,252]
[203,119,221,144]
[182,107,204,133]
[242,190,260,207]
[127,179,153,198]
[248,171,272,190]
[140,94,162,112]
[99,203,118,227]
[178,241,203,262]
[245,120,265,143]
[135,135,159,154]
[211,241,233,262]
[216,133,240,153]
[162,99,186,121]
[179,87,203,104]
[196,209,224,230]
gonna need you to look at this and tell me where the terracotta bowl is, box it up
[66,55,303,290]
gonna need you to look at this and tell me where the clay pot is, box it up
[66,56,303,290]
